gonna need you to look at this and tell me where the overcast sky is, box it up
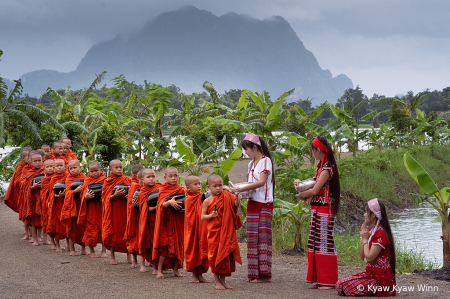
[1,0,449,97]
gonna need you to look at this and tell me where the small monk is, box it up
[47,159,69,252]
[49,142,63,160]
[61,143,71,164]
[201,174,242,290]
[184,175,210,283]
[152,167,186,279]
[3,151,28,213]
[102,159,132,265]
[18,150,37,240]
[23,153,45,246]
[41,144,52,160]
[61,159,87,256]
[124,164,144,269]
[138,168,162,273]
[78,161,107,258]
[61,138,77,160]
[40,159,56,247]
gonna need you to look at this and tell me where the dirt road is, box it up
[1,199,449,298]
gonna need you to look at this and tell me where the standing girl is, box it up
[335,198,396,297]
[297,136,340,290]
[234,132,274,283]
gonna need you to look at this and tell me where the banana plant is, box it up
[403,152,450,269]
[273,198,310,251]
[305,122,353,160]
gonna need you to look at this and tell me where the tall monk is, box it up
[61,159,87,256]
[78,161,107,258]
[23,153,45,246]
[102,159,132,265]
[3,151,28,213]
[152,167,186,279]
[124,164,144,269]
[61,138,77,161]
[18,150,37,240]
[41,144,52,160]
[184,175,210,283]
[40,159,55,248]
[201,174,242,290]
[138,168,162,273]
[47,159,68,252]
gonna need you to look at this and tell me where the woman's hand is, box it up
[360,223,370,242]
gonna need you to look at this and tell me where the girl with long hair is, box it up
[336,198,396,297]
[297,136,340,290]
[234,132,275,283]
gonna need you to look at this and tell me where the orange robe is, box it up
[48,149,69,167]
[22,167,45,227]
[61,172,87,246]
[152,183,185,269]
[47,172,68,240]
[40,173,54,233]
[18,164,32,221]
[138,182,162,263]
[184,190,209,273]
[67,149,77,161]
[78,173,106,247]
[3,161,26,213]
[102,174,132,253]
[124,175,141,254]
[206,191,242,276]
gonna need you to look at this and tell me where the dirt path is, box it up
[1,204,449,298]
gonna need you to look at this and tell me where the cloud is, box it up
[1,0,449,96]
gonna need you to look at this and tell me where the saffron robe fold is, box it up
[102,174,132,253]
[61,172,87,246]
[18,164,32,221]
[206,191,242,276]
[184,190,209,273]
[152,182,185,269]
[124,175,141,254]
[78,173,106,247]
[66,150,77,161]
[23,167,45,227]
[137,182,162,262]
[40,173,54,233]
[47,172,69,240]
[3,161,26,213]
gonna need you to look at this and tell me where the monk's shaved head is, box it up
[60,136,68,142]
[137,169,145,180]
[37,149,46,158]
[142,168,155,176]
[132,164,144,175]
[109,159,122,167]
[207,174,223,184]
[165,167,178,175]
[21,151,29,158]
[55,159,65,164]
[68,159,81,167]
[185,175,199,186]
[44,159,55,165]
[31,153,42,160]
[52,142,61,148]
[23,146,33,151]
[89,161,101,169]
[28,150,38,158]
[41,144,50,150]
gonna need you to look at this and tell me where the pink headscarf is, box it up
[243,132,261,146]
[366,198,382,261]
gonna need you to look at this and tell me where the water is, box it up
[390,202,443,267]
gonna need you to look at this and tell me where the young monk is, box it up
[184,175,210,283]
[61,159,87,256]
[102,159,132,265]
[124,164,144,268]
[152,167,186,279]
[201,174,242,290]
[18,150,37,240]
[47,159,68,252]
[49,142,63,160]
[36,149,46,162]
[137,168,162,273]
[40,159,56,247]
[23,153,45,246]
[61,138,77,160]
[3,151,28,213]
[78,161,107,258]
[41,144,52,160]
[61,143,71,164]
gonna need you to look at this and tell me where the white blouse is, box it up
[247,156,274,203]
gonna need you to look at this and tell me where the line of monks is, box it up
[3,137,243,290]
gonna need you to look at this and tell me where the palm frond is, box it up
[62,121,89,135]
[203,81,220,105]
[0,112,5,147]
[122,118,154,129]
[0,77,8,102]
[80,71,107,105]
[15,104,65,131]
[5,108,42,141]
[7,79,23,104]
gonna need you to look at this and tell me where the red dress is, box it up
[335,228,396,297]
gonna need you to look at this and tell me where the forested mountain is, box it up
[14,5,352,104]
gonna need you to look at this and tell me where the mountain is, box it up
[19,5,352,104]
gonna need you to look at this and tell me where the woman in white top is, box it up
[233,132,274,283]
